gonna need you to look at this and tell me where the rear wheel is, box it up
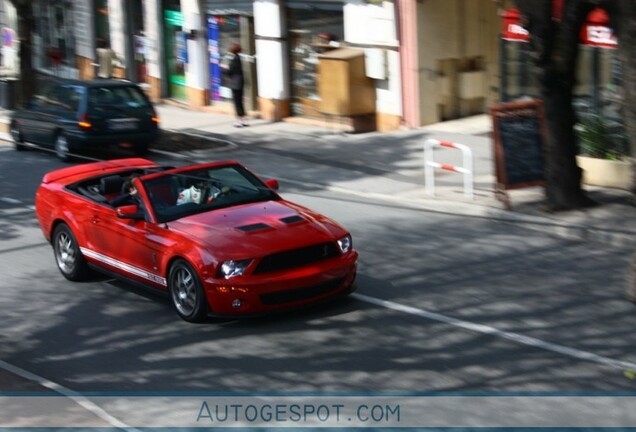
[10,121,26,151]
[53,223,89,281]
[55,133,72,162]
[168,259,208,323]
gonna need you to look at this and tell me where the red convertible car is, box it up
[35,158,358,322]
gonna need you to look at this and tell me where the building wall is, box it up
[417,0,500,125]
[181,0,208,107]
[74,0,95,80]
[344,0,402,131]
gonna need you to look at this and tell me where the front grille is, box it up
[260,277,345,305]
[253,242,340,274]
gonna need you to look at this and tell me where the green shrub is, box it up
[576,115,629,160]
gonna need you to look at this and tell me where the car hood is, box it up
[166,200,348,259]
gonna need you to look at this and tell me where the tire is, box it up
[52,223,89,281]
[168,259,208,322]
[10,121,26,151]
[54,132,72,162]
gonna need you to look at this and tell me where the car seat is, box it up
[100,175,125,196]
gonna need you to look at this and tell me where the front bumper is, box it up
[203,254,358,316]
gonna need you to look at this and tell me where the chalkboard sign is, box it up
[491,99,548,209]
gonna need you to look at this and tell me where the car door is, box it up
[84,194,172,289]
[16,96,50,144]
[38,85,79,147]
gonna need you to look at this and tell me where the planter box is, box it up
[576,155,631,190]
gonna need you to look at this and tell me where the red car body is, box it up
[35,158,358,322]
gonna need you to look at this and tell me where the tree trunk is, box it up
[13,0,36,106]
[515,0,596,210]
[606,0,636,302]
[611,1,636,199]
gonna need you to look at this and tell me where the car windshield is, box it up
[88,86,151,111]
[141,165,279,223]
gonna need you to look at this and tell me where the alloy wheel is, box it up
[55,230,76,275]
[169,259,207,322]
[171,266,197,316]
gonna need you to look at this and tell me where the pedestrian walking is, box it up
[96,38,118,79]
[223,42,247,127]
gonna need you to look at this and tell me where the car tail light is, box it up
[151,110,160,124]
[78,113,92,130]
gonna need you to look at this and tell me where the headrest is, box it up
[100,175,125,195]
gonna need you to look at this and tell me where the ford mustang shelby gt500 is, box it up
[35,158,358,322]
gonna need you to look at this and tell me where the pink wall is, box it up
[396,0,420,128]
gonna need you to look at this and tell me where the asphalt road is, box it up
[1,144,636,399]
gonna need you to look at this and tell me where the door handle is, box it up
[91,216,99,224]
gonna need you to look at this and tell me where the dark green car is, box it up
[10,79,160,162]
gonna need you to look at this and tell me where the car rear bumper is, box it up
[67,129,159,148]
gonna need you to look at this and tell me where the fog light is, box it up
[231,299,242,309]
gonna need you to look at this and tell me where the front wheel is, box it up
[55,133,72,162]
[52,223,89,281]
[168,259,208,323]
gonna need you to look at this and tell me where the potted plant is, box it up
[575,114,631,189]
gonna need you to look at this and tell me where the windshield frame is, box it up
[140,163,280,223]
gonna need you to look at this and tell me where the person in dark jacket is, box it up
[224,42,247,127]
[110,175,140,207]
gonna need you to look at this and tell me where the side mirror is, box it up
[116,204,145,220]
[264,178,279,191]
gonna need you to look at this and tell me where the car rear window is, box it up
[88,86,152,110]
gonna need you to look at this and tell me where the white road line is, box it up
[0,359,139,431]
[0,197,21,204]
[353,293,636,372]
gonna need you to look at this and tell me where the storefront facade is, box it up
[207,12,257,112]
[287,1,344,119]
[163,1,187,101]
[18,0,590,132]
[0,0,19,77]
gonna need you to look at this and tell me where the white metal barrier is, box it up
[424,138,474,199]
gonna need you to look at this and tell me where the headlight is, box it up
[219,259,252,278]
[337,235,352,253]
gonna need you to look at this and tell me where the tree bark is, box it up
[11,0,36,106]
[610,1,636,199]
[605,0,636,302]
[515,0,596,210]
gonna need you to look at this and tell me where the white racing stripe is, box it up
[81,247,167,286]
[353,293,636,372]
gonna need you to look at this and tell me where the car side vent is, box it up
[236,223,272,232]
[280,215,305,224]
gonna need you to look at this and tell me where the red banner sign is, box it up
[502,7,617,49]
[502,8,530,42]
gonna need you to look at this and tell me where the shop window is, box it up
[287,3,344,118]
[208,15,242,103]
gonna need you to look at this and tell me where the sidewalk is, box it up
[150,104,636,248]
[1,104,635,247]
